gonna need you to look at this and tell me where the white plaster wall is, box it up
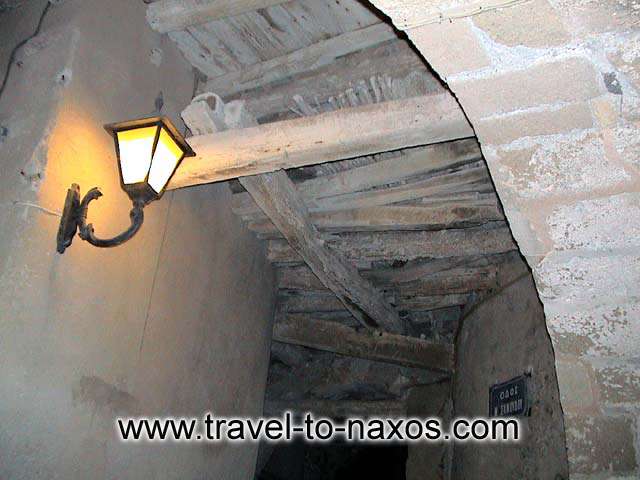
[0,1,276,478]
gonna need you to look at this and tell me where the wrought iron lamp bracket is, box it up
[56,183,145,254]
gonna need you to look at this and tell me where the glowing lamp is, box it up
[56,116,195,253]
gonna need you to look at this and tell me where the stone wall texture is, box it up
[370,0,640,477]
[0,1,276,478]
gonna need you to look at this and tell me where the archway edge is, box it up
[369,0,640,477]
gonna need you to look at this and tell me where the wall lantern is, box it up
[56,116,195,254]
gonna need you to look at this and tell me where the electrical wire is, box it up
[397,0,530,30]
[12,201,61,217]
[137,69,200,362]
[0,1,52,103]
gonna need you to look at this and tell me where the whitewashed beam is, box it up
[273,314,454,371]
[169,93,473,189]
[147,0,289,33]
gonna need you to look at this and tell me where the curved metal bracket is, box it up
[56,184,145,253]
[78,188,145,248]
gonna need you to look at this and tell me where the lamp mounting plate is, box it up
[56,183,80,254]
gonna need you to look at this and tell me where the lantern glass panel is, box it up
[148,127,184,193]
[116,125,158,185]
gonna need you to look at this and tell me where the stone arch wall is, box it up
[368,0,640,476]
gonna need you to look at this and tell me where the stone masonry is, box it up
[370,0,640,477]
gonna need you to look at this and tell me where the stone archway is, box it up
[367,0,640,476]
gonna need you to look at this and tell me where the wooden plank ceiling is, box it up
[150,0,524,418]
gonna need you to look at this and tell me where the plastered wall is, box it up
[0,1,275,478]
[453,269,568,479]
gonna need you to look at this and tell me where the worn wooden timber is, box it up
[180,92,405,333]
[279,291,471,313]
[230,138,485,217]
[147,0,289,33]
[365,253,511,284]
[207,23,397,98]
[241,171,405,334]
[247,204,503,237]
[267,224,517,265]
[219,40,444,122]
[273,314,453,371]
[277,264,499,295]
[169,93,472,189]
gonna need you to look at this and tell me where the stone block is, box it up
[475,102,593,145]
[555,357,598,413]
[450,58,602,118]
[547,193,640,251]
[473,0,569,48]
[407,19,490,79]
[565,414,638,475]
[486,132,630,200]
[613,123,640,169]
[590,95,621,128]
[546,301,640,358]
[552,0,640,37]
[594,362,640,406]
[535,251,640,305]
[548,330,597,358]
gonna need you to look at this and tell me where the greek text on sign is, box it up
[489,374,530,417]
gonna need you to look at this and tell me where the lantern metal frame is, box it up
[56,116,195,254]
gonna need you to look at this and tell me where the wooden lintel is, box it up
[168,93,473,189]
[273,314,454,372]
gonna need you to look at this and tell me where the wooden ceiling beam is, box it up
[245,204,503,237]
[267,224,517,266]
[168,93,473,189]
[240,171,405,334]
[230,138,484,217]
[216,39,443,122]
[273,314,454,372]
[180,93,406,334]
[277,264,499,295]
[146,0,289,33]
[279,291,470,313]
[207,22,397,97]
